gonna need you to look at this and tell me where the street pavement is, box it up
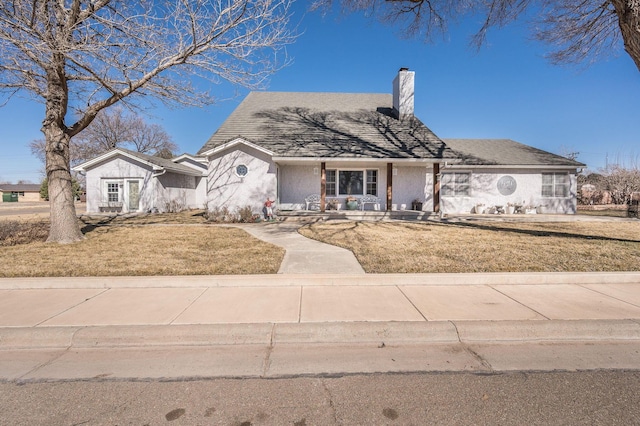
[1,217,640,381]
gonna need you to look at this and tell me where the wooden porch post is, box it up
[433,162,440,213]
[386,163,393,211]
[320,162,326,212]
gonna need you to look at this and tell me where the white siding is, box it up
[391,165,433,211]
[440,169,579,214]
[278,165,318,210]
[83,155,202,213]
[206,145,277,214]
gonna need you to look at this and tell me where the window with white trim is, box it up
[366,170,378,196]
[325,169,378,196]
[326,170,337,196]
[441,172,470,196]
[542,172,569,197]
[106,182,121,202]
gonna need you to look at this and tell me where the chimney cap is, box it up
[399,67,409,71]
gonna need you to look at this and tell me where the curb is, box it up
[3,320,640,350]
[1,271,639,289]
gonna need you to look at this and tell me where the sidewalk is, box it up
[2,272,640,380]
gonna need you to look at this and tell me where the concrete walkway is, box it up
[236,222,365,274]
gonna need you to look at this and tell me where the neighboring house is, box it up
[0,184,42,203]
[76,68,585,215]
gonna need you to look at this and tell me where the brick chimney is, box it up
[392,67,415,119]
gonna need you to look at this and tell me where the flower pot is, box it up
[475,205,485,214]
[346,200,358,210]
[506,206,515,215]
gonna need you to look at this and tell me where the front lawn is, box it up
[298,220,640,273]
[0,215,284,277]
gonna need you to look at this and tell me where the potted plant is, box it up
[327,198,341,210]
[345,196,358,210]
[411,199,423,211]
[475,203,485,214]
[506,202,516,215]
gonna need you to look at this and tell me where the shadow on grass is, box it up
[438,219,640,244]
[78,215,121,234]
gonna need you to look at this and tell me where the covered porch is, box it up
[275,159,444,213]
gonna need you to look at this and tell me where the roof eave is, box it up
[72,148,164,172]
[201,137,275,158]
[272,156,459,163]
[446,164,585,170]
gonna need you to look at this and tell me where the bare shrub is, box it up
[204,206,235,223]
[0,221,49,246]
[164,199,186,213]
[204,205,259,223]
[236,206,259,223]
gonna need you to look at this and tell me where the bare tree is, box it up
[1,0,295,243]
[30,108,179,167]
[313,0,640,71]
[601,162,640,204]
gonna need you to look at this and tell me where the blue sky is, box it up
[1,3,639,183]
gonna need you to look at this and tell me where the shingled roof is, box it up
[443,139,585,167]
[198,92,459,160]
[0,184,41,192]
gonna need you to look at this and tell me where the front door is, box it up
[128,180,140,211]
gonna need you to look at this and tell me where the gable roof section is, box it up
[200,137,275,158]
[73,148,204,176]
[198,92,458,160]
[443,139,586,168]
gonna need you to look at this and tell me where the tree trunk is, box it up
[612,0,640,72]
[44,123,84,243]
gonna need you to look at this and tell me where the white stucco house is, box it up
[75,68,585,215]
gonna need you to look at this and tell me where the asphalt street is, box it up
[2,371,640,425]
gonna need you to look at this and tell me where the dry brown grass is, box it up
[298,220,640,273]
[0,224,284,277]
[577,209,629,218]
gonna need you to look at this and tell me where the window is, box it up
[441,173,470,196]
[339,171,363,195]
[325,169,378,196]
[366,170,378,196]
[542,173,569,197]
[106,182,120,202]
[235,164,248,177]
[325,170,336,196]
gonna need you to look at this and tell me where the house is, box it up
[75,68,585,215]
[0,184,42,203]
